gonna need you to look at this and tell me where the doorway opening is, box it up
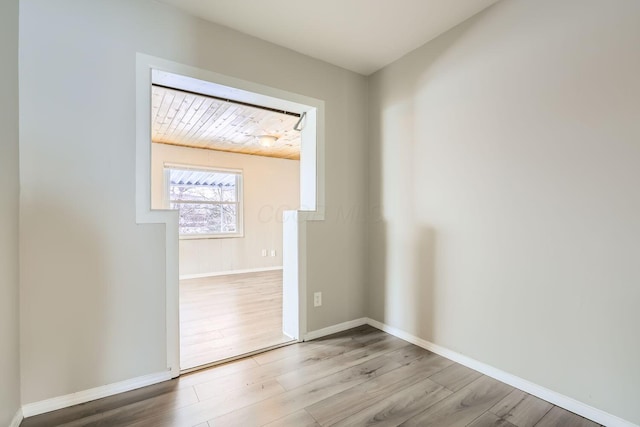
[136,55,324,376]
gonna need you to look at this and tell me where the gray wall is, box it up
[18,0,638,423]
[0,0,21,424]
[368,0,640,423]
[19,0,368,404]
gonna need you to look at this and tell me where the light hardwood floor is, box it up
[180,270,293,370]
[21,325,602,427]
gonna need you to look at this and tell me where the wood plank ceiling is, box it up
[151,85,301,160]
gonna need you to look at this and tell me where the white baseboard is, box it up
[366,318,637,427]
[179,266,283,280]
[16,318,637,427]
[9,408,23,427]
[21,370,172,418]
[303,317,369,341]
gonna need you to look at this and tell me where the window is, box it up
[165,166,243,238]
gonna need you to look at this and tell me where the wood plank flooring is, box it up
[21,326,602,427]
[180,270,293,370]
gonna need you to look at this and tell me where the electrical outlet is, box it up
[270,249,276,257]
[314,292,322,307]
[261,249,267,257]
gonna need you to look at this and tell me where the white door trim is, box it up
[135,53,324,375]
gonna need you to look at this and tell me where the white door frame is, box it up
[135,53,324,377]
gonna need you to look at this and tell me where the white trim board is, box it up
[303,317,369,341]
[179,266,283,280]
[9,408,23,427]
[136,54,326,374]
[17,317,636,426]
[21,371,172,418]
[365,318,638,427]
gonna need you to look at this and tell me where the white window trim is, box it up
[164,163,244,239]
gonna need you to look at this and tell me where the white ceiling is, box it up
[157,0,500,75]
[151,85,301,160]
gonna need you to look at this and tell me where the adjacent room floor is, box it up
[180,270,293,371]
[21,325,602,427]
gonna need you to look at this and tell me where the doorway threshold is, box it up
[180,339,297,375]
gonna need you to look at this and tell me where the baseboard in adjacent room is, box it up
[179,266,283,280]
[303,317,369,341]
[9,408,23,427]
[366,318,637,427]
[21,370,172,418]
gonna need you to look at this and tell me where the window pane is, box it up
[221,204,237,232]
[167,167,241,236]
[222,187,236,202]
[170,185,224,202]
[169,169,237,203]
[171,202,222,235]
